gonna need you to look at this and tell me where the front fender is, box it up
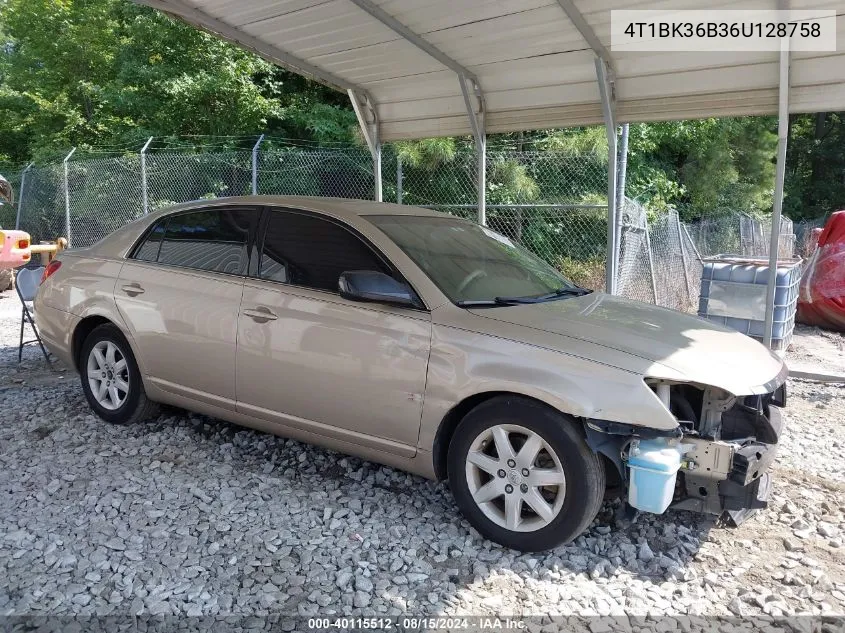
[417,325,678,450]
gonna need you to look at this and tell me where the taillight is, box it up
[17,239,29,249]
[40,260,62,285]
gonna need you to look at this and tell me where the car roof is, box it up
[80,195,469,260]
[146,195,455,222]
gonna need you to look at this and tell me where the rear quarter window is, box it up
[132,220,166,262]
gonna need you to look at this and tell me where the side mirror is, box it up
[338,271,417,308]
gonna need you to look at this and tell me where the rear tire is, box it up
[447,396,605,552]
[80,324,158,424]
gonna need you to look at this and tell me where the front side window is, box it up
[133,207,256,275]
[368,215,581,305]
[259,210,389,292]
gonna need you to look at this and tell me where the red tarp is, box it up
[797,210,845,331]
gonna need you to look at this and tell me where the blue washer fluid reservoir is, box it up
[627,438,693,514]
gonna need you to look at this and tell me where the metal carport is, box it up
[132,0,845,347]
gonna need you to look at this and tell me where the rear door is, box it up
[235,208,431,455]
[115,205,259,410]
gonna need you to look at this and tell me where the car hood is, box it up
[468,292,786,395]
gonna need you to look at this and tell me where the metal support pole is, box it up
[605,135,618,294]
[596,58,618,294]
[251,134,264,196]
[63,148,76,246]
[675,211,692,304]
[373,142,383,203]
[15,162,33,230]
[348,90,382,203]
[763,39,791,349]
[140,137,153,215]
[616,123,629,250]
[459,75,486,226]
[396,155,403,204]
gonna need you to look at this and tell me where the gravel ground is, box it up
[0,290,844,623]
[789,324,844,376]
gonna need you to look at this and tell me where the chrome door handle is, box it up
[243,307,278,322]
[121,283,144,296]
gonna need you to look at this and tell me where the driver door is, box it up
[235,208,432,456]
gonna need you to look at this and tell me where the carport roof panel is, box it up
[136,0,845,140]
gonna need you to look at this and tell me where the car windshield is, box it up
[368,214,586,306]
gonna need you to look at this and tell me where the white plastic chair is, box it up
[15,266,51,364]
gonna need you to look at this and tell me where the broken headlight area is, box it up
[585,380,786,524]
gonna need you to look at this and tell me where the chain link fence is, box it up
[618,207,802,311]
[683,212,795,260]
[4,144,804,314]
[9,143,610,280]
[794,217,829,259]
[258,147,384,201]
[636,208,703,312]
[66,156,143,247]
[12,164,66,244]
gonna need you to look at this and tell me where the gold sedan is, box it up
[35,196,786,551]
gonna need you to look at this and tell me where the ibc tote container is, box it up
[698,255,801,351]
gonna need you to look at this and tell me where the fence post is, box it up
[675,211,692,305]
[63,148,76,245]
[682,222,703,263]
[16,162,33,230]
[140,137,153,214]
[644,223,659,304]
[396,155,403,204]
[252,134,264,195]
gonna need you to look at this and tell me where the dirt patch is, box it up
[788,324,845,375]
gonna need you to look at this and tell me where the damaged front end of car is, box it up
[585,376,787,525]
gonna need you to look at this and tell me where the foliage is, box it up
[785,112,845,221]
[394,138,457,170]
[533,127,608,161]
[487,159,539,204]
[0,0,356,162]
[556,256,606,291]
[625,118,777,219]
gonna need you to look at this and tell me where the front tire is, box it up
[80,324,158,424]
[447,396,605,552]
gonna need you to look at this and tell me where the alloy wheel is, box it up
[464,423,567,532]
[86,340,130,411]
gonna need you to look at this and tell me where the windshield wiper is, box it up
[494,287,593,304]
[456,287,592,308]
[455,298,522,308]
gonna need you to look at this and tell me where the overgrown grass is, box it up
[556,256,606,291]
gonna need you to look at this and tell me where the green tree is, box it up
[625,118,777,219]
[785,112,845,221]
[0,0,357,162]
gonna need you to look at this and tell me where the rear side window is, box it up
[133,208,257,275]
[259,210,389,292]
